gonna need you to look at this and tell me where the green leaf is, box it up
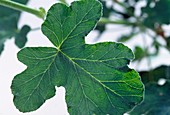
[0,0,30,55]
[130,66,170,114]
[133,46,145,61]
[11,0,144,114]
[0,43,4,55]
[15,25,31,48]
[142,0,170,28]
[139,65,170,85]
[130,83,170,115]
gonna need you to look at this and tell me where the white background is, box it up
[0,0,170,115]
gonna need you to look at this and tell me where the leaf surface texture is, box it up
[11,0,144,114]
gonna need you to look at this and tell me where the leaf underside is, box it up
[11,0,144,114]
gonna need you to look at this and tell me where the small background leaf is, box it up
[130,66,170,115]
[142,0,170,28]
[15,25,31,48]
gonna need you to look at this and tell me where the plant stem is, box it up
[98,18,136,26]
[0,0,138,27]
[31,27,41,31]
[112,0,127,9]
[0,0,46,20]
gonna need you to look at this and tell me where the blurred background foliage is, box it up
[0,0,30,55]
[0,0,170,114]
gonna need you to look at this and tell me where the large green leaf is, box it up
[11,0,144,114]
[130,66,170,114]
[0,0,30,55]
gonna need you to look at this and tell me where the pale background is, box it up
[0,0,170,115]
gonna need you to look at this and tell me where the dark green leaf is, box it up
[142,0,170,28]
[11,0,144,114]
[130,66,170,114]
[134,46,145,61]
[139,65,170,85]
[130,83,170,115]
[0,43,4,55]
[0,0,30,55]
[15,25,31,48]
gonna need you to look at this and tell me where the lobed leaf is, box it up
[11,0,144,114]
